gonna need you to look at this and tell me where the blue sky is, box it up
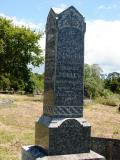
[0,0,120,73]
[1,0,120,21]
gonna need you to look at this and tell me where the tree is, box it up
[105,72,120,94]
[84,64,104,98]
[30,73,44,94]
[0,17,44,92]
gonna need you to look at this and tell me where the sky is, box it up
[0,0,120,74]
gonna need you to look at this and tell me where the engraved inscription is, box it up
[55,27,84,107]
[43,6,86,117]
[58,7,86,31]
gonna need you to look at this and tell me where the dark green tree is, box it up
[30,73,44,94]
[0,17,44,92]
[105,72,120,94]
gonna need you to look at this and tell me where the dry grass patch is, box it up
[0,94,120,160]
[0,94,43,160]
[84,104,120,139]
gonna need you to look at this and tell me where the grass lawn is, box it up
[0,94,120,160]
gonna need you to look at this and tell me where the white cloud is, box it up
[39,34,46,52]
[98,4,117,10]
[98,5,112,10]
[24,19,120,74]
[1,13,120,74]
[85,20,120,73]
[39,19,120,74]
[0,13,44,30]
[53,4,67,14]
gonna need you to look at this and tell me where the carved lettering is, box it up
[43,6,85,117]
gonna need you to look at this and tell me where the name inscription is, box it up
[55,27,84,106]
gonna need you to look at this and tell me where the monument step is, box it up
[22,145,105,160]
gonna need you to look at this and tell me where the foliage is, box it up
[84,64,120,104]
[30,73,44,94]
[84,64,104,98]
[105,72,120,94]
[0,17,44,93]
[95,94,120,106]
[0,16,119,96]
[0,74,11,90]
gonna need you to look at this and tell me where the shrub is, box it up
[95,94,120,106]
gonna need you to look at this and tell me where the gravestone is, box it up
[22,6,105,160]
[35,6,90,155]
[43,7,85,118]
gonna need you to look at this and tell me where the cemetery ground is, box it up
[0,94,120,160]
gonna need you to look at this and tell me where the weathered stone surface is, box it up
[21,145,46,160]
[23,137,120,160]
[35,6,91,156]
[22,6,105,160]
[35,116,91,155]
[22,146,105,160]
[43,6,86,118]
[22,6,104,160]
[91,137,120,160]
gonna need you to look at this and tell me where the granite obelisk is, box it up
[35,6,91,155]
[22,6,105,160]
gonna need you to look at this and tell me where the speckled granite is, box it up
[35,116,91,155]
[35,6,92,156]
[22,6,105,160]
[43,6,86,118]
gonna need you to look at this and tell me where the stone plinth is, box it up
[22,146,105,160]
[35,116,91,155]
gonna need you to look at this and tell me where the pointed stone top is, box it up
[49,8,56,14]
[48,8,56,17]
[52,6,84,19]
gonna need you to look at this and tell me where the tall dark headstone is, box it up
[35,6,91,155]
[43,6,85,118]
[22,6,105,160]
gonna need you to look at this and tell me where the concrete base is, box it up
[22,145,105,160]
